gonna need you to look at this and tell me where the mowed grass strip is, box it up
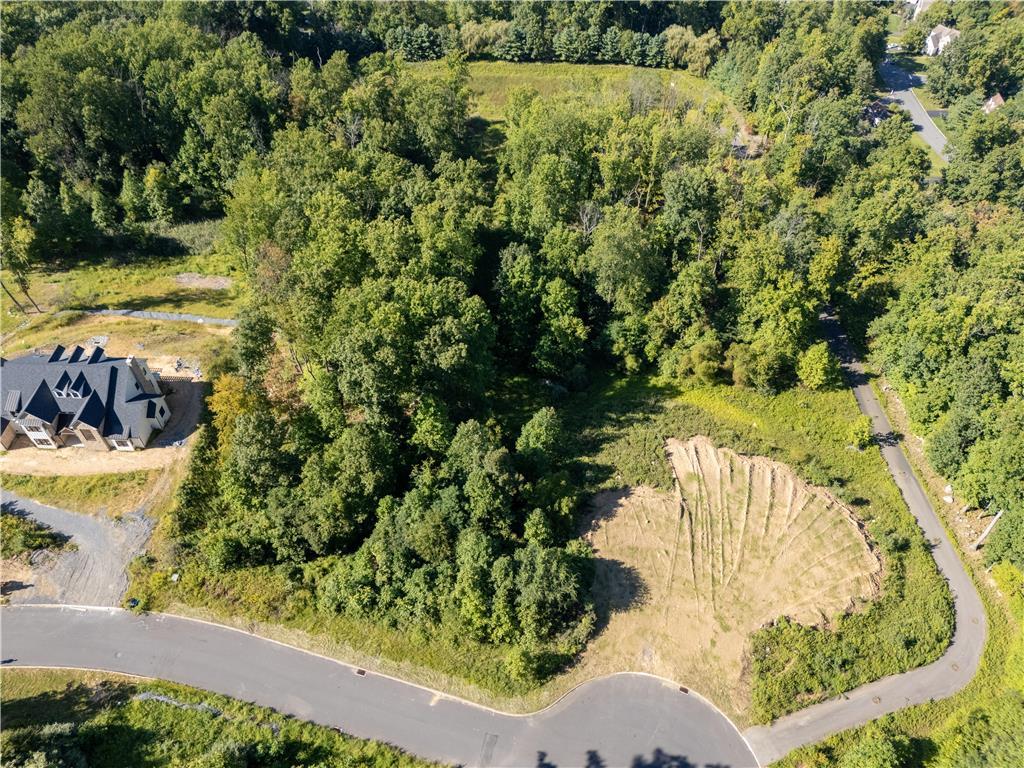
[0,470,160,517]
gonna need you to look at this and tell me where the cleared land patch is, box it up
[578,435,880,720]
[411,60,730,123]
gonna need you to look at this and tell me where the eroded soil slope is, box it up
[578,436,880,720]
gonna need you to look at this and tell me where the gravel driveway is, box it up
[1,490,152,606]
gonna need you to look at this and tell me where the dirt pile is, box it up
[578,435,880,720]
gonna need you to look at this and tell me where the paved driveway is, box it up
[879,59,949,160]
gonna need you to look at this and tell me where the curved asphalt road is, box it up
[879,59,949,160]
[742,312,988,763]
[0,605,757,768]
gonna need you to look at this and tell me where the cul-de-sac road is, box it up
[1,605,757,768]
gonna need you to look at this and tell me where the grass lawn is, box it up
[911,85,950,136]
[886,11,903,37]
[910,132,948,175]
[128,371,950,726]
[411,60,731,123]
[0,668,434,767]
[912,85,942,112]
[1,219,242,323]
[0,470,160,517]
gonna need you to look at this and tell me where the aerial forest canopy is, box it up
[2,0,1022,700]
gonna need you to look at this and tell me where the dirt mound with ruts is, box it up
[576,436,880,720]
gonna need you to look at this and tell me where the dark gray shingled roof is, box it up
[0,346,163,439]
[73,389,106,428]
[21,380,61,423]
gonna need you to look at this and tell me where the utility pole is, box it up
[973,509,1004,550]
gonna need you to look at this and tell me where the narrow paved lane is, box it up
[743,312,986,763]
[879,59,949,160]
[1,606,758,768]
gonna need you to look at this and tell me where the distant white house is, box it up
[982,93,1005,115]
[924,25,961,56]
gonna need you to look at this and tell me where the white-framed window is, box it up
[81,430,97,442]
[24,425,44,434]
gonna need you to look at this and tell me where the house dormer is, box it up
[54,370,73,397]
[71,371,92,398]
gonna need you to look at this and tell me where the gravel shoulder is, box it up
[1,490,152,606]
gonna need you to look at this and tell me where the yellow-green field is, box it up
[412,60,730,122]
[0,219,241,326]
[0,313,231,371]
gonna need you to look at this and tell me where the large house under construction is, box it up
[0,345,170,452]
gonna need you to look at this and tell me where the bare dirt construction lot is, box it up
[1,491,152,606]
[573,435,881,722]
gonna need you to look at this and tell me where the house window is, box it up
[159,406,166,417]
[33,438,54,448]
[81,430,97,441]
[24,425,44,434]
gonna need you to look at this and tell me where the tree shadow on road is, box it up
[536,749,705,768]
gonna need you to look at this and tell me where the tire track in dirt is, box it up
[1,490,152,607]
